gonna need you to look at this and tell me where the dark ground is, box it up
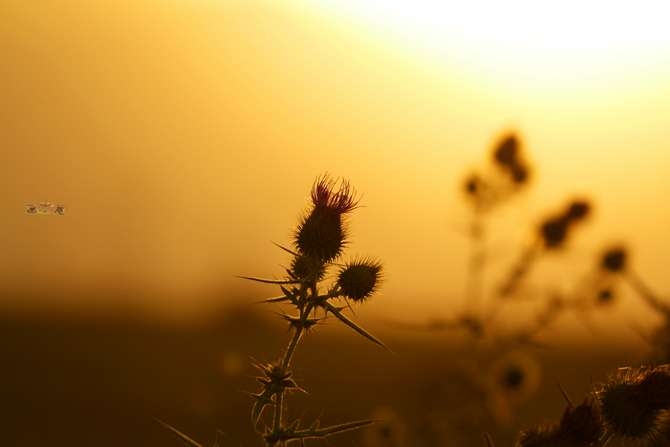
[0,300,642,447]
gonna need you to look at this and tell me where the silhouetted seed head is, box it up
[558,399,603,444]
[598,367,670,441]
[290,253,326,283]
[295,176,358,262]
[494,134,521,168]
[540,217,570,249]
[337,259,382,301]
[601,247,628,273]
[565,200,591,222]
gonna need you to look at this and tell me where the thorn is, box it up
[237,275,300,285]
[320,301,391,352]
[556,381,573,406]
[154,418,205,447]
[272,241,299,256]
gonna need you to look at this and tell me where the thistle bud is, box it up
[598,367,670,441]
[290,253,326,283]
[600,246,628,273]
[493,133,520,168]
[295,176,359,262]
[337,259,383,301]
[565,200,591,222]
[539,217,570,249]
[558,399,603,444]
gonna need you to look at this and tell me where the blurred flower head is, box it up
[538,199,592,249]
[493,133,521,168]
[565,200,591,222]
[600,246,628,273]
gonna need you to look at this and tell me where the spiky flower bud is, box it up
[540,217,570,249]
[295,176,358,262]
[290,254,326,284]
[558,399,603,444]
[539,199,591,249]
[337,259,382,301]
[598,367,670,441]
[600,246,628,273]
[493,134,520,168]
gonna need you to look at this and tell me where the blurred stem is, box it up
[498,241,541,299]
[465,212,486,316]
[484,241,541,327]
[626,270,670,316]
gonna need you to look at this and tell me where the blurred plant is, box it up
[394,131,638,440]
[487,364,670,447]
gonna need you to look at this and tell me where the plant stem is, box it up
[465,213,486,315]
[269,283,318,445]
[626,270,670,316]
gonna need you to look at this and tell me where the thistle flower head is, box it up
[600,246,628,273]
[295,176,359,262]
[337,258,383,301]
[597,367,670,442]
[565,200,591,222]
[493,133,521,168]
[539,199,591,249]
[516,399,603,447]
[540,217,570,249]
[310,175,359,215]
[558,398,603,444]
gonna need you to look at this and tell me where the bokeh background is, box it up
[2,1,670,445]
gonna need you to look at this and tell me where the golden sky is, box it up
[2,1,669,332]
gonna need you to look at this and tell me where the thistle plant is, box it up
[157,175,384,447]
[241,175,386,446]
[498,365,670,447]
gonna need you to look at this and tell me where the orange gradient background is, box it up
[2,0,670,343]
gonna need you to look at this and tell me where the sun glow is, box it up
[313,0,670,84]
